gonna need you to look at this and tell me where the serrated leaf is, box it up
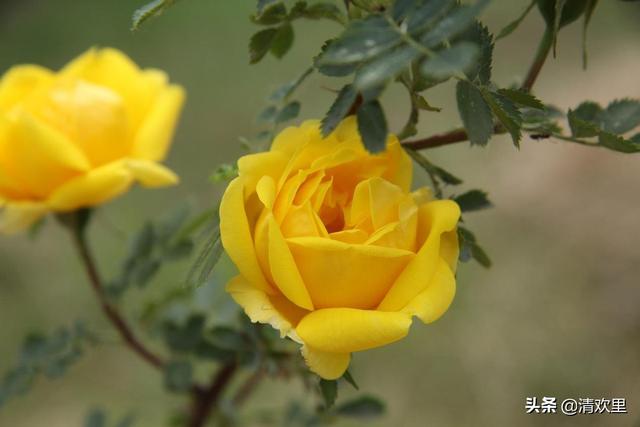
[420,0,490,48]
[276,101,301,123]
[162,315,205,353]
[405,0,455,34]
[496,0,536,39]
[315,15,399,66]
[598,132,640,153]
[319,379,337,408]
[354,45,420,90]
[481,89,522,147]
[337,396,386,419]
[465,23,493,84]
[497,88,544,110]
[421,42,479,80]
[131,0,178,31]
[270,23,294,58]
[321,84,357,136]
[357,100,388,153]
[249,28,278,64]
[454,189,492,212]
[164,360,193,393]
[302,3,346,24]
[458,227,491,268]
[252,2,288,25]
[600,99,640,134]
[568,109,599,138]
[210,163,239,183]
[456,80,493,146]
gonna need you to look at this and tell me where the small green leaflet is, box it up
[321,84,357,136]
[319,379,338,408]
[420,42,479,80]
[456,81,493,146]
[481,88,523,147]
[357,100,388,153]
[454,189,492,212]
[496,0,536,40]
[336,395,386,420]
[131,0,179,30]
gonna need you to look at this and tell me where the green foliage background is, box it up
[0,0,639,425]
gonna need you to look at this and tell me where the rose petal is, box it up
[219,177,275,294]
[377,200,460,311]
[226,275,308,339]
[287,237,415,309]
[296,308,412,353]
[125,158,179,187]
[402,259,456,323]
[301,346,350,380]
[268,216,315,310]
[46,160,132,211]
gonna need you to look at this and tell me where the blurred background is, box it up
[1,0,639,426]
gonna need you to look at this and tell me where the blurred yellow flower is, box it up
[220,117,460,379]
[0,48,185,233]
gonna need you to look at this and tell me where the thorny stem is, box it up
[64,210,238,427]
[400,29,554,151]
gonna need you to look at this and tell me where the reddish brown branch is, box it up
[69,221,164,370]
[187,363,238,427]
[232,367,266,408]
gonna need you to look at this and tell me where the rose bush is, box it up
[0,47,184,233]
[220,117,461,379]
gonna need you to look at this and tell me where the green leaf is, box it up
[85,409,107,427]
[454,189,492,212]
[416,96,442,112]
[420,42,479,80]
[276,101,301,123]
[336,396,386,419]
[115,414,136,427]
[598,132,640,153]
[133,258,161,287]
[600,99,640,134]
[164,360,193,393]
[405,0,455,34]
[163,239,194,261]
[357,100,388,153]
[319,379,338,408]
[568,109,599,138]
[354,46,420,91]
[342,370,359,390]
[186,224,223,287]
[497,88,545,110]
[249,28,278,64]
[258,105,278,122]
[162,315,205,353]
[131,0,178,31]
[270,23,295,58]
[130,222,156,260]
[420,0,490,48]
[456,80,493,146]
[302,3,346,24]
[321,84,357,136]
[536,0,588,29]
[207,327,248,352]
[496,0,536,39]
[458,227,492,268]
[252,2,288,25]
[481,89,522,147]
[315,16,399,66]
[465,23,493,84]
[210,163,239,183]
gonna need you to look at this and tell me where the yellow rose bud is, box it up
[220,117,461,379]
[0,48,185,233]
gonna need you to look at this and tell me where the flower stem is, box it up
[187,363,238,427]
[64,210,165,369]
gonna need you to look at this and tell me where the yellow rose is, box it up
[220,117,461,379]
[0,48,185,233]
